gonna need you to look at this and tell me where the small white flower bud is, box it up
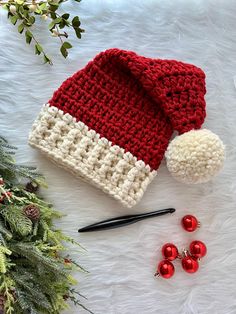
[52,29,59,37]
[42,14,48,20]
[9,5,17,14]
[28,4,37,12]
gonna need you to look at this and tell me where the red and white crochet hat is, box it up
[29,49,224,207]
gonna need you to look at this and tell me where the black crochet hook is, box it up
[78,208,175,233]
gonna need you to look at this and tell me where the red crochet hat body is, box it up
[29,49,206,207]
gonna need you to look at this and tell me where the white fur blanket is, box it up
[1,1,236,313]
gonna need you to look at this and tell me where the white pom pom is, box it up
[165,129,225,184]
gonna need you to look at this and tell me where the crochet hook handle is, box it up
[78,208,175,233]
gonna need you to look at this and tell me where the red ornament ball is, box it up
[162,243,179,261]
[156,260,175,279]
[181,215,199,232]
[189,240,207,259]
[182,255,199,273]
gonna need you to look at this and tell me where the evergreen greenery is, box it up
[0,138,91,314]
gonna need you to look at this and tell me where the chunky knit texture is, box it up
[166,129,225,184]
[29,48,207,207]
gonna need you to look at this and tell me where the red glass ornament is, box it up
[189,240,207,259]
[181,255,199,273]
[181,215,199,232]
[162,243,179,261]
[155,260,175,279]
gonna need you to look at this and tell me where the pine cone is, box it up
[25,181,39,193]
[23,204,40,221]
[0,294,5,314]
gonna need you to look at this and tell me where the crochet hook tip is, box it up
[169,208,175,213]
[78,228,87,233]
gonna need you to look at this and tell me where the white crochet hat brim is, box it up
[28,104,157,208]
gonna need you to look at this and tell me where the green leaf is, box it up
[75,28,81,39]
[34,8,42,14]
[54,17,62,24]
[72,16,80,28]
[59,22,64,29]
[63,42,72,49]
[59,20,69,28]
[18,23,24,34]
[29,15,35,24]
[36,43,43,52]
[43,55,52,65]
[62,13,69,20]
[49,0,59,5]
[35,43,43,55]
[58,20,66,29]
[19,5,25,14]
[60,45,68,58]
[10,15,18,25]
[49,3,59,12]
[48,21,55,30]
[25,30,33,44]
[50,12,56,19]
[39,2,47,10]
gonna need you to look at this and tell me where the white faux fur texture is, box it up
[1,1,236,314]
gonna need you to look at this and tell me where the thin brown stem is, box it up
[9,8,53,64]
[25,26,53,64]
[48,10,73,27]
[55,24,63,45]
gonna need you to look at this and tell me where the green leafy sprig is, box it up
[1,0,84,64]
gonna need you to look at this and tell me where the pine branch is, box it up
[69,295,94,314]
[0,233,6,246]
[15,290,36,313]
[0,136,43,183]
[12,273,52,311]
[0,137,89,313]
[9,242,66,276]
[0,206,32,237]
[0,275,15,314]
[0,245,11,273]
[0,218,13,240]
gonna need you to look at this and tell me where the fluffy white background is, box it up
[1,0,236,313]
